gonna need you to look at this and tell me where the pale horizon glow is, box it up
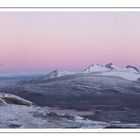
[0,12,140,73]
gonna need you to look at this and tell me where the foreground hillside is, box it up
[0,93,111,128]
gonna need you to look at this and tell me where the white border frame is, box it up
[0,128,140,133]
[0,7,140,11]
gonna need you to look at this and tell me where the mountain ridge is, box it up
[36,63,140,82]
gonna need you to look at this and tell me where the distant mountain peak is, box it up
[46,69,60,79]
[83,64,111,73]
[105,63,113,69]
[105,63,119,70]
[42,69,74,80]
[126,65,139,73]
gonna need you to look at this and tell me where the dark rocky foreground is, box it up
[1,73,140,127]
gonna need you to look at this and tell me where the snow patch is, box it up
[83,64,111,73]
[43,69,74,80]
[101,70,140,81]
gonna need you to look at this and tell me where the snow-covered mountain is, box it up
[17,69,75,84]
[42,69,74,80]
[105,63,139,73]
[102,63,140,81]
[83,63,140,81]
[83,64,111,73]
[18,63,140,84]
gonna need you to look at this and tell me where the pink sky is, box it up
[0,12,140,73]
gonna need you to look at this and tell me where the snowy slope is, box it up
[101,70,140,81]
[1,103,138,128]
[0,93,109,128]
[83,63,140,81]
[83,64,111,73]
[42,69,74,80]
[101,64,140,81]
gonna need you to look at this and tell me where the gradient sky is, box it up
[0,12,140,73]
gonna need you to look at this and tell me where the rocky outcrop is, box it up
[0,93,32,106]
